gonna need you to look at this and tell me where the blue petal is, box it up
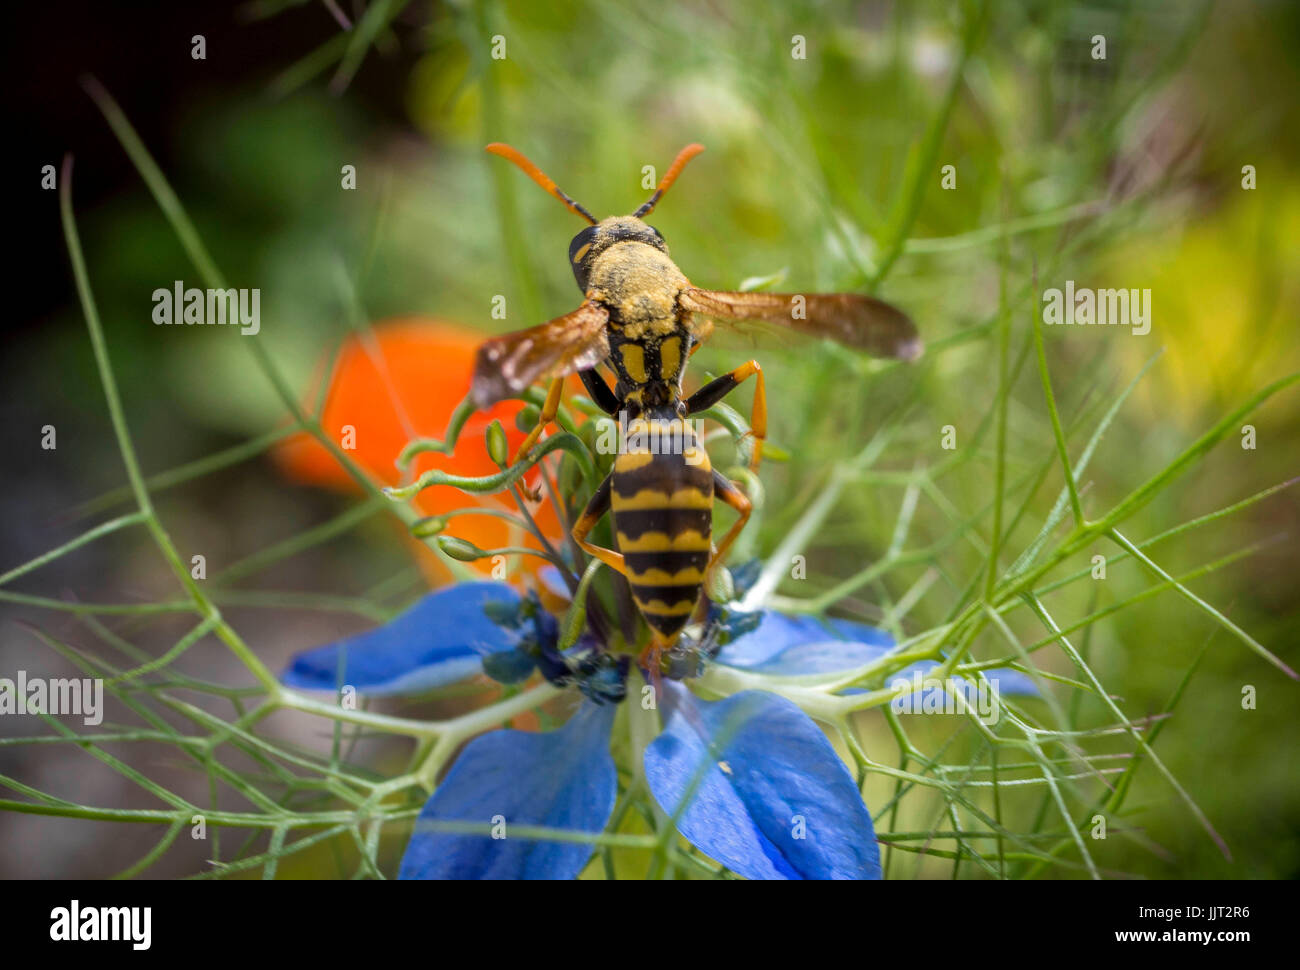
[715,613,1040,699]
[644,685,880,880]
[983,668,1039,695]
[881,661,1041,707]
[399,702,617,879]
[715,612,895,673]
[732,639,898,676]
[901,660,1040,696]
[535,565,570,601]
[281,582,545,695]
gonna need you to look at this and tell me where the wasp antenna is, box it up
[485,143,598,225]
[633,143,705,218]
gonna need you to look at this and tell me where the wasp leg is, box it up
[570,474,627,577]
[684,360,767,473]
[513,377,564,463]
[579,367,621,416]
[514,369,617,470]
[708,468,752,579]
[638,630,675,690]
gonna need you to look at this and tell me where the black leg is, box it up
[580,368,620,415]
[684,360,766,472]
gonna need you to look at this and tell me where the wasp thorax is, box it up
[568,216,667,291]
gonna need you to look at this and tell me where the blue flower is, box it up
[398,701,619,880]
[282,580,1038,880]
[281,582,554,694]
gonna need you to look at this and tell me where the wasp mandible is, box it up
[471,143,921,672]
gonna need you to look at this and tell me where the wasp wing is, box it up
[471,302,611,408]
[679,288,921,361]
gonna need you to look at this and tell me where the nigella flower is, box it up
[282,570,1037,880]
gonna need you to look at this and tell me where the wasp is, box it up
[471,143,921,672]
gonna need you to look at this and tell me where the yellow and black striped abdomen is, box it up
[611,420,713,641]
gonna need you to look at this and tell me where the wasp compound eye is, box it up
[569,226,599,290]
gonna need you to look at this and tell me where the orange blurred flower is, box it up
[273,317,565,581]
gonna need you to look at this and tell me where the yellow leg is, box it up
[745,361,768,473]
[570,475,627,577]
[685,360,767,473]
[708,470,752,581]
[513,377,564,463]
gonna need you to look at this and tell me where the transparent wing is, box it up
[471,302,611,408]
[679,288,921,360]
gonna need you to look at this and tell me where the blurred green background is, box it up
[2,0,1297,878]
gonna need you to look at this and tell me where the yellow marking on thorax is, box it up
[619,343,648,383]
[616,529,711,553]
[611,487,713,511]
[659,335,682,380]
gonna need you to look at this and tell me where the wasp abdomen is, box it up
[611,420,713,640]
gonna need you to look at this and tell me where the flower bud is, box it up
[705,563,735,604]
[410,515,448,538]
[514,405,540,433]
[437,535,489,562]
[486,419,509,466]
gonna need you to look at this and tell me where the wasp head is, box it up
[485,143,702,292]
[568,216,667,292]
